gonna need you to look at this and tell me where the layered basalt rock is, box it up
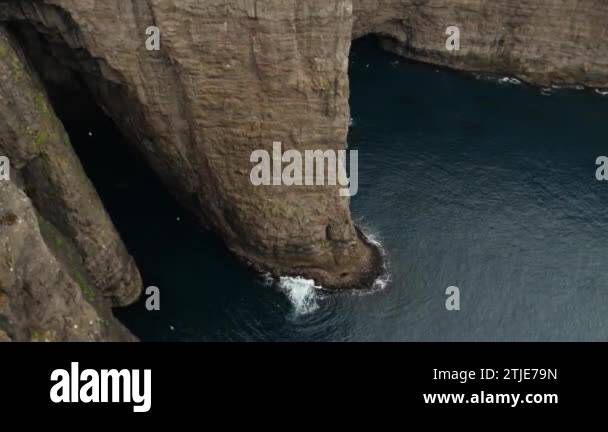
[0,27,139,341]
[1,1,607,340]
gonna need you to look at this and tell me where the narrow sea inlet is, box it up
[71,36,608,341]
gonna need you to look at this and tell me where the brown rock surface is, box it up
[0,178,136,341]
[3,0,380,289]
[353,0,608,87]
[0,26,139,341]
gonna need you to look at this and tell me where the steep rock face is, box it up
[3,0,381,289]
[0,27,139,341]
[0,179,135,341]
[353,0,608,86]
[1,0,608,307]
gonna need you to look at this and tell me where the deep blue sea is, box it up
[71,36,608,341]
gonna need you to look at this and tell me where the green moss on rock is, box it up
[37,215,98,304]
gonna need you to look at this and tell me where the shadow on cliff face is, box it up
[1,21,199,333]
[58,107,313,341]
[3,19,281,340]
[3,20,217,246]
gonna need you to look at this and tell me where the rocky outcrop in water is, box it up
[1,1,607,340]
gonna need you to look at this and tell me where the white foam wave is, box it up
[595,89,608,96]
[361,227,383,249]
[540,87,554,96]
[278,276,320,315]
[357,225,391,292]
[551,84,585,91]
[473,74,524,86]
[373,272,391,290]
[498,76,522,85]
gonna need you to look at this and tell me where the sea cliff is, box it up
[1,0,606,340]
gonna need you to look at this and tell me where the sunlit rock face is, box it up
[1,1,607,340]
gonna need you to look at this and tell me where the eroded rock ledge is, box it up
[1,1,607,340]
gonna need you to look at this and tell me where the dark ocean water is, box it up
[71,36,608,341]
